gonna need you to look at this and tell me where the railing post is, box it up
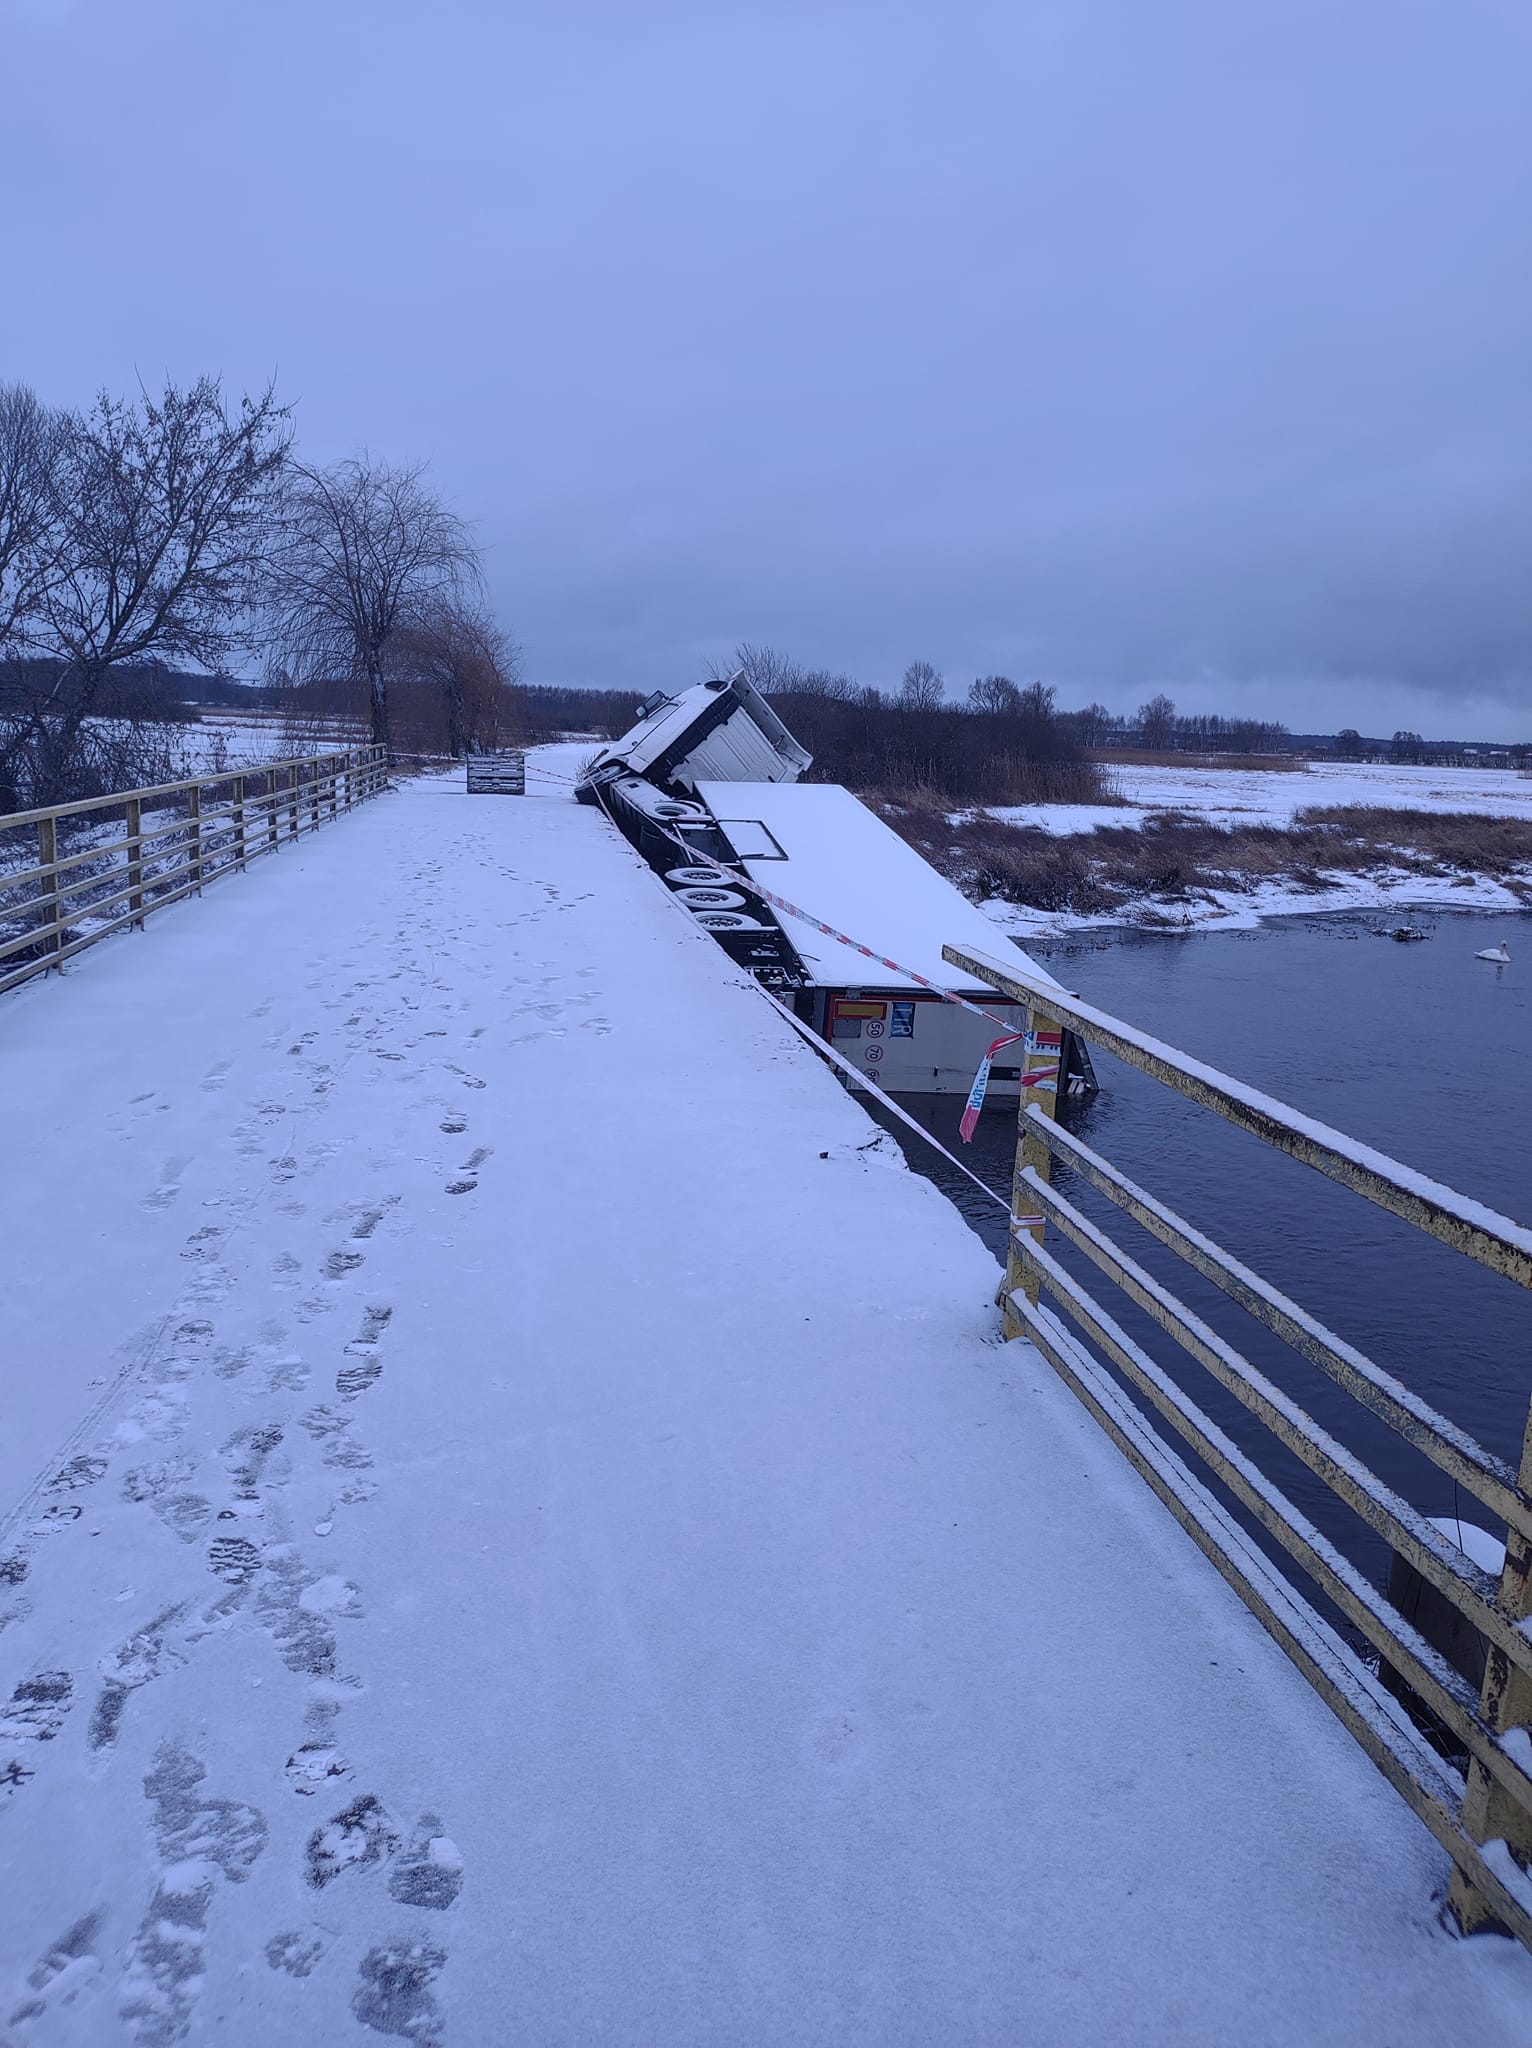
[267,770,279,854]
[233,774,247,869]
[309,761,320,832]
[37,815,62,968]
[1451,1421,1532,1932]
[125,797,144,926]
[188,783,203,891]
[1003,1012,1064,1336]
[288,764,299,841]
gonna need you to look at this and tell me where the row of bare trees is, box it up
[732,650,1291,766]
[0,374,519,809]
[732,646,1106,805]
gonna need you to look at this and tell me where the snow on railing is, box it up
[946,938,1532,1951]
[0,747,388,998]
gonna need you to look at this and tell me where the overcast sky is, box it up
[6,0,1530,736]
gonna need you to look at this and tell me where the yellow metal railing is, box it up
[0,747,388,996]
[946,939,1532,1947]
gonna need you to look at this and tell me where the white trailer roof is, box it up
[693,781,1059,993]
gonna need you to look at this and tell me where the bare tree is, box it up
[1137,691,1177,749]
[265,458,479,757]
[733,642,804,695]
[0,382,66,655]
[389,599,522,756]
[1071,700,1111,747]
[899,659,944,711]
[967,674,1022,715]
[1017,681,1057,723]
[1,375,289,805]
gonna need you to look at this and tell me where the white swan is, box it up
[1476,943,1511,963]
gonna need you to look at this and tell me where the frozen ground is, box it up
[2,768,1531,2044]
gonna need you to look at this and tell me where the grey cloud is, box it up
[5,0,1529,733]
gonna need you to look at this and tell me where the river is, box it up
[872,906,1532,1616]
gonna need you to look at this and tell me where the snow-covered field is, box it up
[2,769,1531,2041]
[990,760,1532,836]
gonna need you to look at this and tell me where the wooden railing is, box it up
[0,747,388,997]
[945,939,1532,1948]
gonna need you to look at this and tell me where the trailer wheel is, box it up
[664,866,730,888]
[675,886,746,911]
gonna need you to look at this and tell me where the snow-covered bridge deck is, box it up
[2,773,1529,2045]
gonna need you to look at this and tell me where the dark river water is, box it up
[872,906,1532,1610]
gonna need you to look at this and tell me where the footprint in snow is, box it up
[207,1535,263,1587]
[388,1815,464,1910]
[8,1909,108,2034]
[352,1936,449,2044]
[152,1493,215,1544]
[305,1794,400,1888]
[285,1742,351,1797]
[266,1930,331,1979]
[0,1669,73,1757]
[46,1455,108,1494]
[220,1423,285,1500]
[119,1745,266,2046]
[351,1201,398,1240]
[121,1454,198,1505]
[90,1604,190,1752]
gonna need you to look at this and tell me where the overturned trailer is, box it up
[577,674,811,797]
[577,676,1088,1102]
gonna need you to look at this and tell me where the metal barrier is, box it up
[466,751,526,795]
[944,938,1532,1946]
[0,747,389,997]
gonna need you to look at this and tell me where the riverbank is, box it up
[871,760,1532,937]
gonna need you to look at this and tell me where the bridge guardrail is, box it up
[0,747,388,997]
[945,938,1532,1948]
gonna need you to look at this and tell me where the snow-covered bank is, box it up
[984,862,1532,939]
[942,760,1532,936]
[2,773,1530,2042]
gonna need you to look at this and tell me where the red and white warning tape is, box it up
[582,773,1063,1145]
[643,812,1020,1031]
[756,984,1013,1212]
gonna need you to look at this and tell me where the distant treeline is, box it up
[514,683,644,743]
[768,685,1103,805]
[1328,728,1532,768]
[0,658,262,721]
[733,647,1099,804]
